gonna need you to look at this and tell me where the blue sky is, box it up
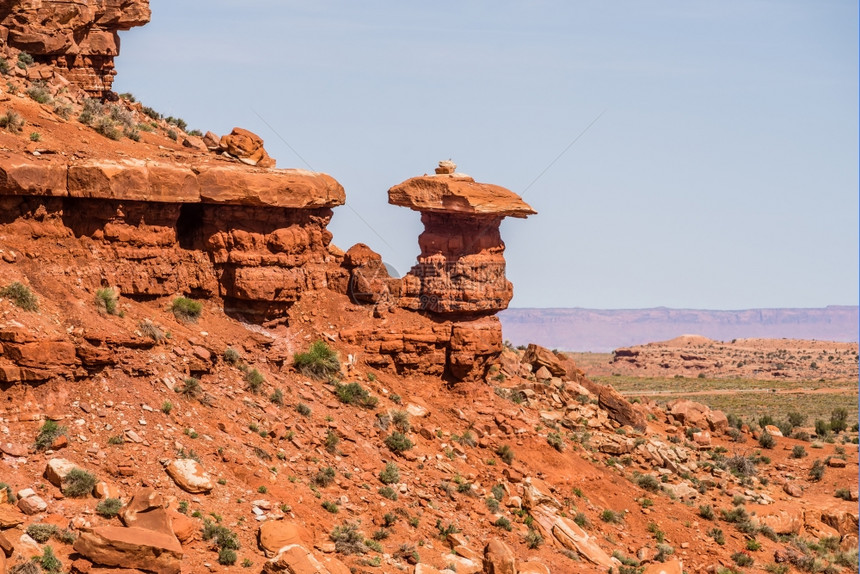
[115,0,858,309]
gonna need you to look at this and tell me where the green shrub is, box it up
[18,53,34,68]
[322,500,339,513]
[1,282,38,311]
[96,498,123,518]
[758,431,775,449]
[601,509,622,523]
[245,368,265,394]
[95,287,119,315]
[29,132,40,142]
[379,462,400,485]
[547,432,565,452]
[335,382,378,409]
[791,445,807,459]
[269,389,283,405]
[636,474,660,492]
[390,410,410,432]
[0,110,25,133]
[699,505,715,520]
[493,517,512,531]
[495,444,515,465]
[179,377,201,398]
[492,484,505,501]
[107,434,124,445]
[435,519,460,538]
[202,520,240,550]
[732,552,754,567]
[138,319,165,342]
[815,419,829,437]
[63,468,97,498]
[384,432,413,453]
[161,401,173,414]
[34,420,67,451]
[224,347,242,364]
[218,548,237,565]
[171,296,202,322]
[525,528,543,549]
[573,512,590,528]
[0,58,8,75]
[26,82,51,104]
[378,486,398,501]
[39,545,62,573]
[26,524,58,543]
[809,459,826,481]
[313,466,336,487]
[324,430,340,454]
[708,527,725,544]
[293,340,340,380]
[830,408,848,433]
[296,403,311,416]
[485,496,500,512]
[834,488,852,500]
[330,522,368,555]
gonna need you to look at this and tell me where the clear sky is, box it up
[115,0,859,310]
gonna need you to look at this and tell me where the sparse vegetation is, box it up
[378,486,398,501]
[809,459,826,482]
[0,110,25,133]
[495,444,515,464]
[35,420,67,451]
[1,282,38,310]
[26,81,52,104]
[245,368,265,394]
[294,340,340,380]
[138,319,165,342]
[313,466,336,487]
[296,402,311,417]
[330,522,368,555]
[384,432,414,453]
[96,498,123,518]
[493,516,512,531]
[161,401,173,414]
[324,430,340,454]
[791,445,807,459]
[171,296,202,322]
[95,287,119,315]
[178,377,201,398]
[63,468,97,498]
[547,431,565,451]
[335,382,378,409]
[379,462,400,485]
[38,545,62,573]
[758,430,776,449]
[26,524,59,543]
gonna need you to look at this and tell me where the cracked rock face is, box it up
[0,0,152,95]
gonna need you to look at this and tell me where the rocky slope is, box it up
[0,4,857,574]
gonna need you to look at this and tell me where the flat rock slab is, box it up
[74,525,183,574]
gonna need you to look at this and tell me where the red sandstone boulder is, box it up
[258,520,312,557]
[522,344,566,377]
[483,538,516,574]
[74,526,183,574]
[119,489,172,536]
[219,128,276,167]
[164,459,214,494]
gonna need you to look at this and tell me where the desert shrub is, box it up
[96,497,123,518]
[758,431,776,449]
[269,389,283,405]
[17,53,34,68]
[63,468,97,498]
[335,382,378,409]
[224,347,241,365]
[295,402,311,416]
[815,419,829,437]
[26,82,52,104]
[788,411,807,428]
[293,340,340,380]
[372,528,389,541]
[547,431,565,451]
[34,419,67,451]
[721,506,749,524]
[138,319,165,342]
[492,483,505,501]
[600,509,622,523]
[727,428,746,443]
[95,287,119,315]
[378,486,398,501]
[390,410,410,432]
[0,110,25,133]
[708,527,726,544]
[39,545,62,573]
[732,552,754,567]
[636,474,661,492]
[26,524,58,543]
[493,517,512,531]
[1,282,38,310]
[485,496,500,512]
[330,522,367,555]
[324,430,340,454]
[834,488,852,500]
[379,462,400,485]
[0,58,8,75]
[394,543,419,564]
[495,444,515,464]
[322,500,339,513]
[726,454,757,477]
[107,434,124,445]
[791,445,807,459]
[95,115,121,140]
[202,520,240,550]
[313,466,336,487]
[29,132,40,142]
[759,415,776,428]
[161,401,173,414]
[218,548,237,565]
[809,459,826,481]
[179,377,201,398]
[747,538,762,551]
[385,432,413,453]
[699,505,715,520]
[830,408,848,433]
[573,512,590,528]
[245,368,265,394]
[458,430,477,447]
[525,528,543,549]
[171,296,202,322]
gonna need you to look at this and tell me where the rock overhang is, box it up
[388,173,536,219]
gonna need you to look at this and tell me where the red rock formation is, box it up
[389,162,535,315]
[0,0,152,96]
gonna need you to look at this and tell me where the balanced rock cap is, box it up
[388,161,536,218]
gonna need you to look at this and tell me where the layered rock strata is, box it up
[0,0,152,96]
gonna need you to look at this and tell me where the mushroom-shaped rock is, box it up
[164,459,214,494]
[74,526,183,574]
[389,163,534,315]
